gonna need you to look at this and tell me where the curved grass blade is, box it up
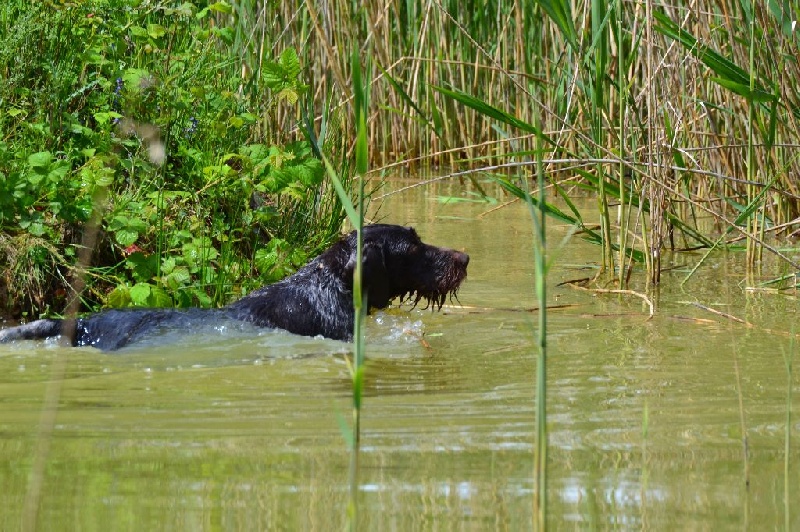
[494,176,645,262]
[432,85,558,148]
[534,0,578,50]
[653,11,776,104]
[494,176,577,225]
[379,64,442,139]
[575,168,715,248]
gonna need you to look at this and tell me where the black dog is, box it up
[0,224,469,351]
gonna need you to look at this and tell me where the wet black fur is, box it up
[0,224,469,351]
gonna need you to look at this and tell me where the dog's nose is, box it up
[453,250,469,267]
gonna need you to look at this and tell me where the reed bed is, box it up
[234,0,800,285]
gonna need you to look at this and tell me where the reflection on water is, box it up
[0,177,798,529]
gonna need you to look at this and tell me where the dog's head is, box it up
[344,224,469,310]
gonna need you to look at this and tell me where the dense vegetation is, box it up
[2,0,799,319]
[0,1,352,318]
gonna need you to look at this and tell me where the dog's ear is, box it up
[345,241,392,309]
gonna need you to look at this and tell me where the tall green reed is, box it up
[347,48,369,529]
[588,0,614,276]
[784,332,794,531]
[433,75,553,530]
[531,123,549,530]
[320,50,369,530]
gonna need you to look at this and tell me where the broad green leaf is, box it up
[129,26,148,39]
[161,257,176,275]
[255,246,278,273]
[212,26,233,45]
[241,143,269,162]
[165,267,191,290]
[276,88,299,105]
[28,151,52,168]
[127,217,148,233]
[114,229,138,247]
[121,68,153,92]
[174,3,195,17]
[208,1,232,14]
[147,286,173,307]
[191,287,212,307]
[47,161,69,183]
[262,63,286,89]
[147,24,167,39]
[28,222,46,237]
[94,167,115,187]
[107,285,131,308]
[279,47,301,78]
[94,111,122,125]
[192,239,219,261]
[108,216,129,231]
[129,283,152,305]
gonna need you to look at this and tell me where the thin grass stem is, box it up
[784,331,794,531]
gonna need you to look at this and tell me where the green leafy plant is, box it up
[0,1,350,318]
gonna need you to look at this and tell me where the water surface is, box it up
[1,177,798,529]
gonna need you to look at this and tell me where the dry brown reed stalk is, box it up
[563,282,655,318]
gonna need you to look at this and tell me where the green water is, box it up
[1,178,798,530]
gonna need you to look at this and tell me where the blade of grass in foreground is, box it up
[437,74,553,530]
[319,50,367,531]
[784,332,794,531]
[438,85,554,526]
[340,48,369,531]
[321,130,366,532]
[531,123,548,530]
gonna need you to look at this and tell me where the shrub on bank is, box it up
[0,1,349,318]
